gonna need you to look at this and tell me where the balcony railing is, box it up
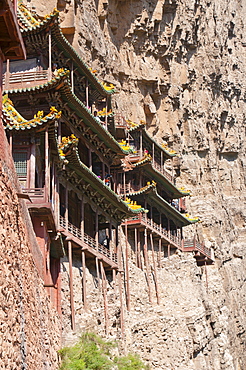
[22,187,47,204]
[59,215,118,264]
[3,70,49,90]
[126,214,182,249]
[183,239,212,259]
[152,160,174,183]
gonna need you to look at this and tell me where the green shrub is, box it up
[59,333,147,370]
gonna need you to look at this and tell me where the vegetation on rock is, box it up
[59,333,148,370]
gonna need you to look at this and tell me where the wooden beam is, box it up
[143,229,153,304]
[81,250,87,310]
[124,222,130,311]
[150,233,160,305]
[68,241,75,330]
[100,261,109,334]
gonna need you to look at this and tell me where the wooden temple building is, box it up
[1,2,214,334]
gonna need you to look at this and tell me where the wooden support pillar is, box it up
[150,205,153,227]
[65,185,68,232]
[89,148,92,171]
[137,229,141,269]
[143,229,153,304]
[68,241,75,330]
[55,175,59,225]
[29,141,36,188]
[161,151,163,169]
[150,233,160,305]
[105,97,108,129]
[100,261,109,334]
[5,59,10,90]
[123,172,126,199]
[152,142,155,164]
[158,238,162,268]
[86,79,89,108]
[48,30,52,80]
[81,250,87,310]
[71,61,74,93]
[81,197,84,240]
[95,210,100,289]
[58,121,61,144]
[134,227,138,266]
[205,260,208,293]
[117,226,125,338]
[140,130,143,158]
[167,218,170,239]
[45,127,50,202]
[9,132,12,154]
[168,243,170,259]
[124,222,130,311]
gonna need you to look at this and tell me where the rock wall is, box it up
[24,0,246,369]
[0,144,61,369]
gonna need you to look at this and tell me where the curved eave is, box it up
[19,10,114,98]
[59,146,143,218]
[130,126,177,159]
[129,187,197,227]
[138,162,189,199]
[4,73,127,156]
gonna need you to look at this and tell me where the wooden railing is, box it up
[183,239,212,259]
[22,187,47,203]
[126,214,212,260]
[3,70,49,89]
[59,215,117,263]
[126,214,182,249]
[152,159,174,183]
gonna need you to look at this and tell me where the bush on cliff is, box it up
[59,333,147,370]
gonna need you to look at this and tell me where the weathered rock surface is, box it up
[24,0,246,368]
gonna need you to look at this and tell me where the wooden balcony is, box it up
[124,214,182,250]
[152,159,174,183]
[59,216,118,269]
[22,187,47,204]
[3,70,50,90]
[183,239,214,266]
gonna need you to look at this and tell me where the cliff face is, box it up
[24,0,246,368]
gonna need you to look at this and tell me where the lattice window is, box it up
[13,151,27,177]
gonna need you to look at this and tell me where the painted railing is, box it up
[3,70,49,89]
[59,215,117,263]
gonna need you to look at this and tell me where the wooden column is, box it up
[48,30,52,79]
[105,97,108,129]
[29,141,36,188]
[95,210,100,289]
[134,227,138,266]
[158,238,162,268]
[68,241,75,330]
[81,250,87,310]
[100,261,109,334]
[140,130,143,158]
[117,226,125,338]
[168,244,170,259]
[89,148,92,171]
[9,132,13,154]
[5,59,10,90]
[58,121,61,144]
[123,172,126,199]
[150,205,153,227]
[143,229,153,304]
[124,222,130,311]
[81,197,84,239]
[71,61,74,93]
[45,127,50,202]
[137,229,141,269]
[150,233,160,305]
[152,142,155,164]
[65,185,68,232]
[161,151,163,169]
[86,79,89,108]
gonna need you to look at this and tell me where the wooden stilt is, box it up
[205,260,208,293]
[158,238,162,268]
[143,230,153,304]
[137,229,141,269]
[81,250,87,310]
[124,222,130,311]
[68,241,75,330]
[117,227,125,338]
[100,261,109,334]
[150,233,160,305]
[168,243,170,259]
[45,127,50,202]
[134,227,138,266]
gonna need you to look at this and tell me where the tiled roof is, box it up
[2,94,61,130]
